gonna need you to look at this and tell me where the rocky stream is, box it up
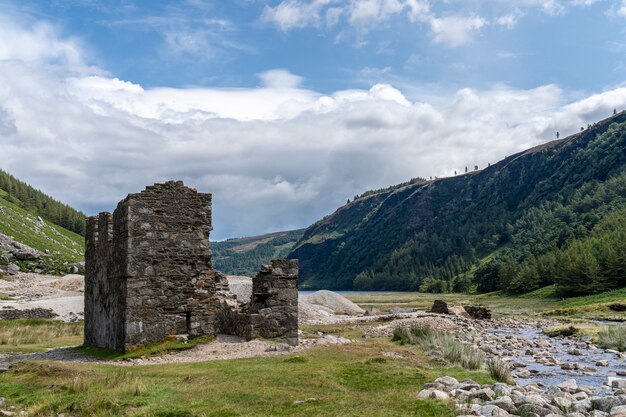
[419,315,626,417]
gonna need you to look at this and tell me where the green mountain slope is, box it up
[0,170,86,235]
[289,112,626,294]
[213,229,305,276]
[0,176,85,274]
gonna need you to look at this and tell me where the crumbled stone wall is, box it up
[244,260,299,346]
[85,181,299,352]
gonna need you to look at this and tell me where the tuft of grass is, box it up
[597,326,626,352]
[487,358,514,384]
[392,325,484,370]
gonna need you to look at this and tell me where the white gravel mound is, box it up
[301,290,365,316]
[51,274,85,293]
[226,275,252,302]
[298,300,335,321]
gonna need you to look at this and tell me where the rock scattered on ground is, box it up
[419,374,626,417]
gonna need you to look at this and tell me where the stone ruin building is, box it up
[84,181,298,352]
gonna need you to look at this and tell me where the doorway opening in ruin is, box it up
[185,311,192,335]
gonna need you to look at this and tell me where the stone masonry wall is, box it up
[85,181,299,352]
[84,212,125,351]
[244,259,299,346]
[123,181,220,347]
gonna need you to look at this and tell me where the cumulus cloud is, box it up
[2,13,626,239]
[0,14,83,65]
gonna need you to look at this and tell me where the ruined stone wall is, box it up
[85,180,299,352]
[122,181,220,347]
[84,212,125,351]
[85,181,222,351]
[244,260,299,345]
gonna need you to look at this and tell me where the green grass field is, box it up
[2,287,626,416]
[0,337,492,417]
[343,287,626,320]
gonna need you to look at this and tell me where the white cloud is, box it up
[257,69,304,89]
[259,0,611,48]
[496,13,520,29]
[540,0,565,15]
[261,0,430,32]
[347,0,404,27]
[3,13,626,239]
[260,0,335,31]
[429,15,486,47]
[0,14,84,66]
[618,0,626,16]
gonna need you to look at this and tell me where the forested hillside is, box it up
[0,170,86,235]
[213,229,304,276]
[289,112,626,296]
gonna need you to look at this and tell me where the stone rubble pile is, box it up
[419,376,626,417]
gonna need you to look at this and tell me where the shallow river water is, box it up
[487,326,626,389]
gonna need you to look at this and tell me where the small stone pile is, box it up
[419,376,626,417]
[0,306,57,320]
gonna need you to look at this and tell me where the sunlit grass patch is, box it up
[0,319,83,353]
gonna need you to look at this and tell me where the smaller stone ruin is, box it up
[84,181,298,352]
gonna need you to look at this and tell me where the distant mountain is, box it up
[0,177,84,274]
[289,112,626,296]
[212,229,305,277]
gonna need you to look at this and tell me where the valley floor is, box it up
[0,288,626,416]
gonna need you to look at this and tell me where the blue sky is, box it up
[0,0,626,239]
[9,0,626,94]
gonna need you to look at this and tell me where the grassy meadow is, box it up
[1,288,626,416]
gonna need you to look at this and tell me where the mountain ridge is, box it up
[289,111,626,293]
